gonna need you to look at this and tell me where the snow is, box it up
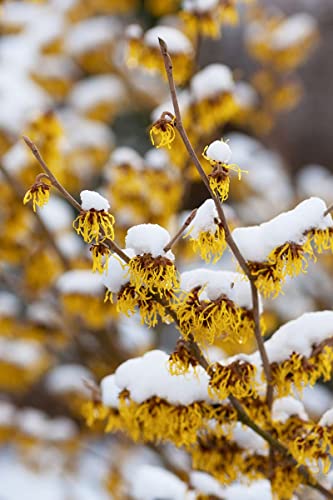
[191,64,234,101]
[117,315,154,352]
[0,401,16,426]
[110,146,144,170]
[103,249,135,294]
[60,111,114,150]
[39,197,74,232]
[57,270,104,296]
[205,139,232,164]
[17,408,77,441]
[47,418,77,441]
[2,141,31,174]
[180,269,256,311]
[320,408,333,427]
[151,90,191,122]
[130,465,190,500]
[232,197,332,263]
[2,3,64,45]
[190,471,225,497]
[183,0,219,13]
[301,385,333,419]
[232,423,267,455]
[233,81,258,108]
[144,148,170,171]
[56,233,83,258]
[0,292,19,318]
[0,450,110,500]
[272,396,308,423]
[126,24,143,39]
[226,133,292,221]
[255,311,333,364]
[102,350,211,406]
[65,17,121,54]
[187,199,218,238]
[80,190,110,211]
[46,364,92,396]
[69,75,126,111]
[125,224,172,258]
[271,13,317,50]
[27,301,59,327]
[31,55,78,78]
[221,480,273,500]
[144,26,192,54]
[297,165,333,203]
[101,374,121,408]
[0,338,43,367]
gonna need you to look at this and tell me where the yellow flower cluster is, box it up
[187,222,227,263]
[191,432,265,485]
[208,359,257,400]
[246,228,333,299]
[84,393,214,447]
[128,254,179,298]
[23,177,51,212]
[175,287,262,345]
[73,209,115,244]
[271,345,333,397]
[182,0,238,40]
[126,27,193,85]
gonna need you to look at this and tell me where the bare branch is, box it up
[22,136,82,212]
[164,208,197,252]
[324,203,333,216]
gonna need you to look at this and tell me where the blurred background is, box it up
[1,0,333,498]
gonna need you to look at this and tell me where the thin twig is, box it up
[164,208,197,252]
[22,137,132,266]
[22,136,82,212]
[324,203,333,217]
[0,162,70,270]
[158,37,273,408]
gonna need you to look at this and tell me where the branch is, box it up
[158,37,273,408]
[164,208,197,252]
[324,203,333,217]
[22,137,131,266]
[22,136,82,212]
[186,338,333,499]
[229,395,333,499]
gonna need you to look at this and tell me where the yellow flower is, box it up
[175,287,260,345]
[150,112,176,149]
[271,463,303,499]
[73,209,115,243]
[105,283,171,327]
[203,140,247,201]
[127,26,193,85]
[307,227,333,254]
[23,177,51,212]
[168,339,199,375]
[208,359,257,400]
[188,223,227,263]
[90,243,111,273]
[271,346,333,397]
[115,393,213,447]
[128,254,179,298]
[247,239,315,298]
[182,11,222,39]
